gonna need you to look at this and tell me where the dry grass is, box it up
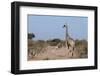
[28,39,88,61]
[75,40,88,58]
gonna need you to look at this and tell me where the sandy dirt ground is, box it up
[28,46,84,61]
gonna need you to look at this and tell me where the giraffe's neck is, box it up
[65,27,69,40]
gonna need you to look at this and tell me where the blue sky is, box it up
[28,15,88,40]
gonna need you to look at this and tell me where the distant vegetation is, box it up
[47,39,63,46]
[28,33,35,39]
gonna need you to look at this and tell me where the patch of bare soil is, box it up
[28,46,85,61]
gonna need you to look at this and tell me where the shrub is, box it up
[75,39,88,57]
[47,39,62,46]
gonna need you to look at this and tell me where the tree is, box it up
[28,33,35,39]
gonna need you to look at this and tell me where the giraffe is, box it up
[63,23,75,51]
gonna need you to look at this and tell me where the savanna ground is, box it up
[28,38,88,61]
